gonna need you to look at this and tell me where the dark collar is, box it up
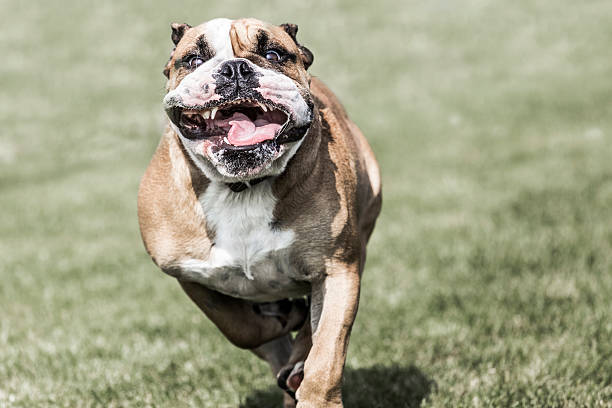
[226,176,269,192]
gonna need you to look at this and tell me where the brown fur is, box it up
[138,19,381,408]
[230,19,311,87]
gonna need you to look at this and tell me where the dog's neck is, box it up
[225,176,269,192]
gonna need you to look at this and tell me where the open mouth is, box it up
[176,99,289,149]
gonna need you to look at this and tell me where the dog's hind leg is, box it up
[178,281,307,349]
[251,334,292,374]
[250,305,311,408]
[251,334,298,405]
[251,302,311,408]
[251,335,299,408]
[276,318,312,405]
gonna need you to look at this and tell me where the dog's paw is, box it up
[286,361,304,391]
[277,361,305,400]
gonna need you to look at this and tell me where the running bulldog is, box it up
[137,18,382,408]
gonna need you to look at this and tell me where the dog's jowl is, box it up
[138,18,381,408]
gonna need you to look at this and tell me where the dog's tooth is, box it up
[211,107,218,119]
[202,110,211,119]
[258,102,268,112]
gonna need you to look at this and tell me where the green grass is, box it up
[1,0,611,406]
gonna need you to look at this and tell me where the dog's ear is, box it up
[171,22,191,45]
[280,23,314,70]
[280,23,298,40]
[163,22,192,78]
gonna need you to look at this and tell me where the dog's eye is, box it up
[187,56,205,69]
[265,50,282,63]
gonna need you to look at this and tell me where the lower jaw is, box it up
[193,137,284,180]
[175,122,304,181]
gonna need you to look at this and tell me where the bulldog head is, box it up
[162,18,315,182]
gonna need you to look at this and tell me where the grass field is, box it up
[1,0,611,407]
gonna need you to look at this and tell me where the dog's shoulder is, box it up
[269,78,381,265]
[137,127,212,269]
[311,76,382,223]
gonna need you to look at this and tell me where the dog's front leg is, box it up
[296,260,360,408]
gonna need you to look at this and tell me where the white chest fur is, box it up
[176,181,304,301]
[200,181,294,279]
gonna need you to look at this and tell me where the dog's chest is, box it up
[177,182,307,301]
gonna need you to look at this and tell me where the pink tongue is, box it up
[227,112,281,146]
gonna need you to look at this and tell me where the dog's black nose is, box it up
[215,59,259,98]
[219,59,255,81]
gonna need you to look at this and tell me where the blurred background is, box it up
[1,0,611,406]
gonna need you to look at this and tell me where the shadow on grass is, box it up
[241,364,434,408]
